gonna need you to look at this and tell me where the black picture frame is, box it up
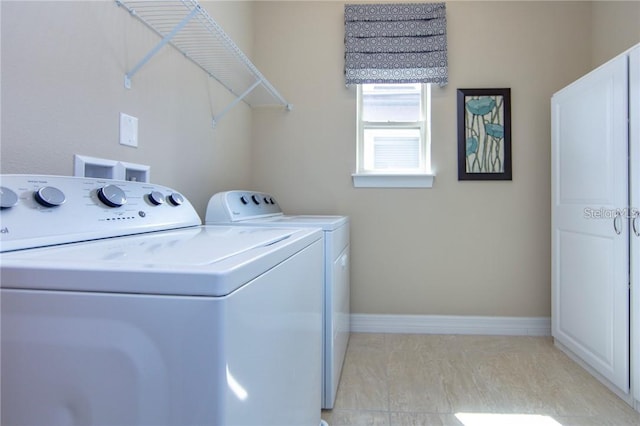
[457,88,512,181]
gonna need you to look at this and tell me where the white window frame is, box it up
[352,83,435,188]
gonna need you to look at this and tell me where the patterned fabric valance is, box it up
[344,2,448,85]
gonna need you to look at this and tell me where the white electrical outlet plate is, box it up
[120,113,138,147]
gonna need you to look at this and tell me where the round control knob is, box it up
[168,193,184,206]
[148,191,165,206]
[97,185,127,208]
[251,195,261,205]
[240,196,249,205]
[0,187,19,209]
[34,186,66,208]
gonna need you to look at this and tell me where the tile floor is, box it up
[321,333,640,426]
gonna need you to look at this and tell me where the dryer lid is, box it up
[259,215,348,231]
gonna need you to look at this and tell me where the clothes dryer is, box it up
[206,190,350,409]
[0,175,323,426]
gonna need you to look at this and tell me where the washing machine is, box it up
[0,175,323,426]
[206,190,350,409]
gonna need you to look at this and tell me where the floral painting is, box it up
[457,88,512,180]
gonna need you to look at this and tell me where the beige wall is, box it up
[0,1,255,217]
[2,1,638,318]
[251,1,596,317]
[592,1,640,68]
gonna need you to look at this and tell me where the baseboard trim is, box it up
[350,314,551,336]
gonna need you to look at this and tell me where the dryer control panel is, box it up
[206,190,283,223]
[0,175,201,252]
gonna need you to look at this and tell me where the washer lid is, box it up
[10,227,290,265]
[0,225,322,296]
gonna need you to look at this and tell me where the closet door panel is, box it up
[552,53,629,393]
[629,45,640,404]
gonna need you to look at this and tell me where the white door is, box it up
[628,45,640,405]
[552,53,629,393]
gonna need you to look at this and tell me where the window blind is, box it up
[344,2,448,86]
[373,136,420,169]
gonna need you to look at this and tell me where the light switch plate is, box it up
[120,113,138,147]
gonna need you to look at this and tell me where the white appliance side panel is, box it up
[1,291,225,426]
[324,244,351,409]
[225,239,323,425]
[1,240,324,426]
[330,221,350,257]
[629,44,640,407]
[551,52,630,393]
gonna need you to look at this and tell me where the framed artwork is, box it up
[457,88,512,181]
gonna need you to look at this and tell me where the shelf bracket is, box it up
[212,79,263,127]
[117,0,292,127]
[124,4,201,89]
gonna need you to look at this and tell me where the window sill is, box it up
[351,173,435,188]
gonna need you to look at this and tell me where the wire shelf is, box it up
[116,0,291,125]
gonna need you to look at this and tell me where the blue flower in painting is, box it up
[485,123,504,139]
[466,97,496,116]
[466,137,478,156]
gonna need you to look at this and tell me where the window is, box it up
[353,83,434,188]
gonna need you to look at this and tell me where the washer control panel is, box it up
[206,190,283,223]
[0,175,201,252]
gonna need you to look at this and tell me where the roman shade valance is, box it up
[344,2,448,85]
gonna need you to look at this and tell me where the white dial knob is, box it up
[97,185,127,208]
[148,191,165,206]
[168,193,184,206]
[34,186,66,207]
[0,187,19,209]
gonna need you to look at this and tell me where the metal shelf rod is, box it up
[122,2,200,89]
[212,79,262,127]
[116,0,291,125]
